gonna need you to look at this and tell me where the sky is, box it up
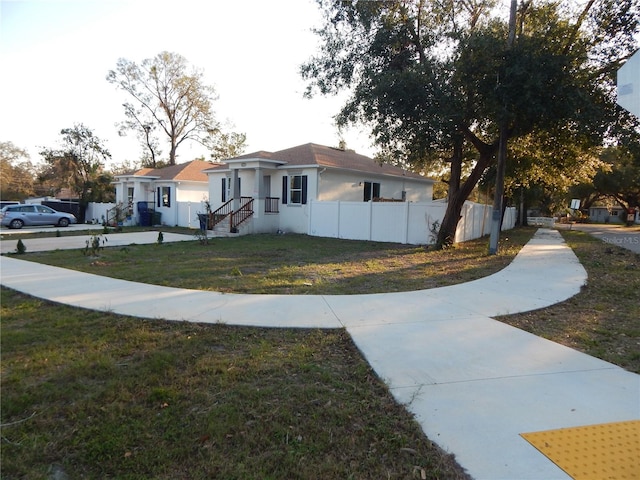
[0,0,373,167]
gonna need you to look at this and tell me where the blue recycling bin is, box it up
[138,202,152,226]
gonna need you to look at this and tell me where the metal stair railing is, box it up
[106,201,132,226]
[230,198,254,232]
[208,197,252,229]
[265,197,280,213]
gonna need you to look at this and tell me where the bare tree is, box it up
[107,51,245,165]
[116,103,163,168]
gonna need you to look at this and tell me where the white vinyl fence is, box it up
[85,202,116,224]
[309,200,516,245]
[86,201,206,228]
[527,217,555,227]
[88,199,516,245]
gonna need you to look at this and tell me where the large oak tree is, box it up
[302,0,639,247]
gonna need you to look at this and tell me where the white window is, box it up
[127,187,134,215]
[157,186,171,207]
[363,181,380,201]
[282,175,307,204]
[222,177,240,202]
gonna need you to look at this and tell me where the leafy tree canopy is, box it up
[302,0,639,246]
[38,124,114,205]
[0,141,36,200]
[593,146,640,210]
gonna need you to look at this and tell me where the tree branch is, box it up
[562,0,596,55]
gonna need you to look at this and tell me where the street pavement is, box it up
[561,222,640,254]
[1,228,638,479]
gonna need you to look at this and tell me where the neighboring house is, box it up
[112,160,214,227]
[203,143,435,235]
[588,206,628,224]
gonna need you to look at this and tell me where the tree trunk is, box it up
[437,149,494,248]
[489,0,517,255]
[520,187,528,226]
[489,123,508,254]
[437,189,466,247]
[169,136,178,165]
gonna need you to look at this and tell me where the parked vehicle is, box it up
[0,204,77,229]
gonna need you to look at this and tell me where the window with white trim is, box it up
[127,187,134,215]
[157,186,171,207]
[282,175,308,205]
[363,181,380,201]
[222,177,240,202]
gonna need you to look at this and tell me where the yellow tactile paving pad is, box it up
[521,420,640,480]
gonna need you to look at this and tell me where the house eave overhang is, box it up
[227,158,287,169]
[201,159,435,184]
[203,167,231,174]
[204,158,289,174]
[317,165,435,184]
[278,163,319,170]
[114,174,160,181]
[158,179,207,185]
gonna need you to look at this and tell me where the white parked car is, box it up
[0,204,77,229]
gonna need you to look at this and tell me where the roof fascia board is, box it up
[114,175,160,181]
[279,164,319,170]
[317,165,433,183]
[225,158,287,168]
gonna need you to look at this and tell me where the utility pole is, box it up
[489,0,518,255]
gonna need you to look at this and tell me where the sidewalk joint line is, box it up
[390,366,621,390]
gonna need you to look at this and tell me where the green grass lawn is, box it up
[499,229,640,374]
[2,226,637,478]
[9,229,535,295]
[2,230,538,479]
[1,291,470,479]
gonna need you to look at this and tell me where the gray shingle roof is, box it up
[231,143,431,181]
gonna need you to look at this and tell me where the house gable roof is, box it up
[121,160,216,182]
[230,143,432,182]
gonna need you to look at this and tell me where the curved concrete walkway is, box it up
[1,228,638,479]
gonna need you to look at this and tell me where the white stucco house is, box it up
[112,160,213,227]
[103,143,513,244]
[202,143,435,234]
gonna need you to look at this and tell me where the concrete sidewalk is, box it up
[1,229,638,479]
[0,230,196,254]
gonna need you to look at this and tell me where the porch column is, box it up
[255,167,264,199]
[232,169,240,211]
[254,167,263,219]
